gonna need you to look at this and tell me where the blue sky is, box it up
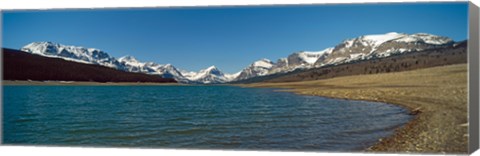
[2,2,468,73]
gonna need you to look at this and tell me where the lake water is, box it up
[3,85,412,151]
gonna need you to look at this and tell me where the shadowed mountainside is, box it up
[2,48,177,83]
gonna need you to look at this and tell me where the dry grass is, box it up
[242,64,468,154]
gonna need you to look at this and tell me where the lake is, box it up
[2,85,412,151]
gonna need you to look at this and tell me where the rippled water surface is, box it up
[3,85,412,151]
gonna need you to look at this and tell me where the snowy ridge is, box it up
[315,32,454,66]
[252,59,274,68]
[234,32,455,82]
[297,47,334,64]
[361,32,406,46]
[21,42,189,82]
[179,70,198,80]
[118,57,235,84]
[22,42,123,69]
[234,59,275,81]
[224,72,242,81]
[20,32,456,83]
[393,33,453,45]
[118,55,144,67]
[187,66,229,84]
[258,47,334,76]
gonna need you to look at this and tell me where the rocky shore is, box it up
[242,64,468,154]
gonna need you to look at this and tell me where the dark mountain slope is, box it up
[2,48,177,83]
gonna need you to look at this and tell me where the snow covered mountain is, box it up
[178,66,240,84]
[268,48,334,74]
[21,42,124,69]
[20,32,456,83]
[117,55,189,82]
[316,32,454,66]
[233,32,455,82]
[185,66,226,84]
[21,42,228,83]
[118,55,156,73]
[234,59,274,81]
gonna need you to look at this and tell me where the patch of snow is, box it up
[393,33,453,45]
[349,53,364,59]
[361,32,406,46]
[252,59,273,68]
[179,70,198,79]
[224,71,241,81]
[394,36,418,43]
[118,55,145,67]
[297,47,334,64]
[344,40,355,48]
[398,48,409,53]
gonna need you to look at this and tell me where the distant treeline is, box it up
[2,48,177,83]
[233,40,467,83]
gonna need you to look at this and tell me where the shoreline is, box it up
[1,64,468,153]
[268,88,421,152]
[240,64,468,154]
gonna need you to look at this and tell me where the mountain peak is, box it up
[163,64,176,69]
[386,32,402,35]
[360,32,407,46]
[22,41,58,51]
[31,41,58,46]
[186,65,227,83]
[206,65,217,70]
[119,55,138,62]
[199,65,221,74]
[252,59,274,68]
[258,58,272,62]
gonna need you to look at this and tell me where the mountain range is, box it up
[3,48,177,83]
[19,32,457,84]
